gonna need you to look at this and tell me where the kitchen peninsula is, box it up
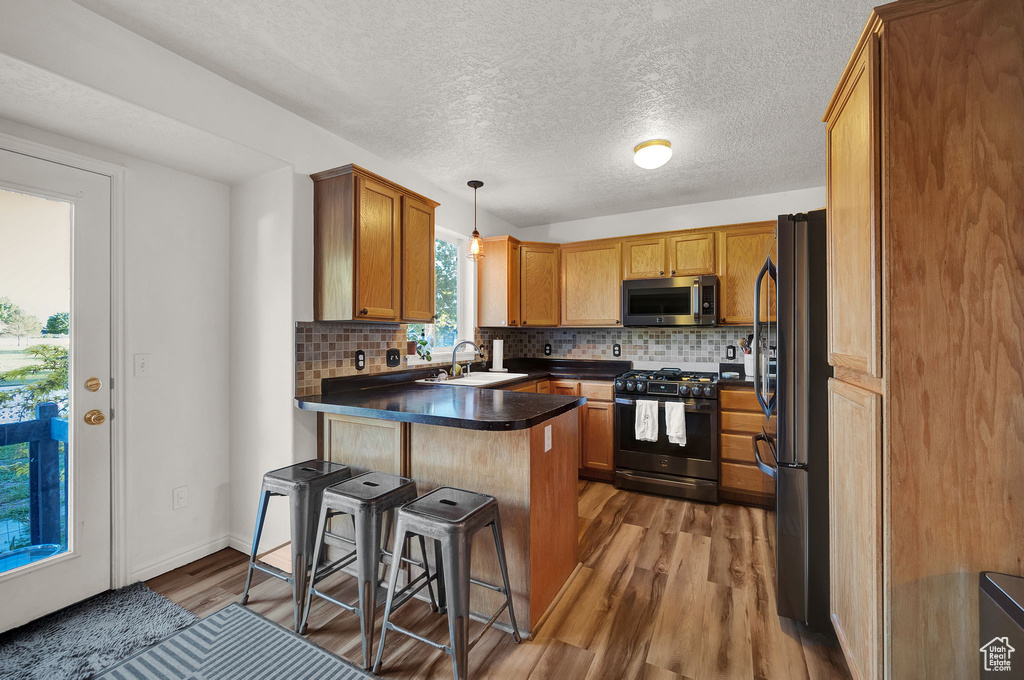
[295,366,591,633]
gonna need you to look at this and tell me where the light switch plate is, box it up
[134,353,152,376]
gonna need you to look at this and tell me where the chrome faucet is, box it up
[451,341,482,376]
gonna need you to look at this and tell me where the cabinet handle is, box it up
[359,308,368,315]
[616,320,620,324]
[671,269,676,275]
[659,270,665,276]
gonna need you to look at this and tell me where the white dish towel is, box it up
[665,401,687,446]
[635,400,659,442]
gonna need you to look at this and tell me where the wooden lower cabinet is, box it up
[549,379,580,396]
[580,401,614,478]
[718,386,775,506]
[828,378,882,680]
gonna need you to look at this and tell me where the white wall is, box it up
[0,118,233,581]
[511,186,827,242]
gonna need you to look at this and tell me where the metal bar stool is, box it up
[240,459,351,630]
[373,486,521,680]
[298,471,438,669]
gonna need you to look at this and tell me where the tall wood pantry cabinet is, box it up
[311,164,439,322]
[823,2,1024,678]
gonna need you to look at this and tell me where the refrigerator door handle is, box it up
[753,254,778,419]
[753,430,777,479]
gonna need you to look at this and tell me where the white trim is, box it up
[0,131,129,589]
[228,533,251,555]
[129,535,230,582]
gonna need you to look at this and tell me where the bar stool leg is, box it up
[298,502,331,635]
[241,487,272,605]
[441,537,472,680]
[491,519,521,643]
[419,535,439,612]
[372,519,409,675]
[289,486,312,631]
[434,539,447,614]
[354,506,383,669]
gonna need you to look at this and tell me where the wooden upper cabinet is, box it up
[561,241,622,326]
[717,223,777,325]
[828,378,882,680]
[824,33,881,379]
[354,176,402,321]
[311,164,439,322]
[622,236,667,279]
[668,232,716,277]
[401,195,435,323]
[477,236,521,327]
[520,243,560,326]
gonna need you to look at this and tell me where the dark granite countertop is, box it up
[296,383,585,431]
[294,358,630,431]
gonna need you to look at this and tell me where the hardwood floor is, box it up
[148,482,850,679]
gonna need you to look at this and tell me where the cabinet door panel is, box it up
[668,232,716,276]
[622,236,667,279]
[355,176,401,320]
[401,195,435,322]
[717,224,776,325]
[828,378,882,680]
[580,401,614,472]
[550,380,580,396]
[520,244,560,326]
[826,39,881,378]
[561,242,622,325]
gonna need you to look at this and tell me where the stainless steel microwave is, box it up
[621,275,719,327]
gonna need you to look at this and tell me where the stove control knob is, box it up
[702,386,714,397]
[635,381,646,393]
[614,379,625,391]
[679,385,690,396]
[625,381,635,392]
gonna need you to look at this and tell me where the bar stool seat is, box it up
[240,459,351,631]
[373,486,521,680]
[299,471,437,669]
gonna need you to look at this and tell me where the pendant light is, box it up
[467,180,485,261]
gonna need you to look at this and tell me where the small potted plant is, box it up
[415,333,432,362]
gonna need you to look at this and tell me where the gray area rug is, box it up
[0,582,197,680]
[94,603,371,679]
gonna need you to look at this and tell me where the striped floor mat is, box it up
[94,603,370,680]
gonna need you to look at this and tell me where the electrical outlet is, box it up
[386,348,400,367]
[612,344,621,357]
[544,343,552,356]
[172,485,188,510]
[355,349,366,371]
[726,345,737,360]
[134,353,152,376]
[544,425,552,452]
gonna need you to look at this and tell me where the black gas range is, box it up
[612,368,720,503]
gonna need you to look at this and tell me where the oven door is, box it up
[621,278,698,326]
[613,396,719,480]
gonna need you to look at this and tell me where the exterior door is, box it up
[0,148,112,631]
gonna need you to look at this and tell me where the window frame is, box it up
[406,226,476,365]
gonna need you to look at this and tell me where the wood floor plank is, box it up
[645,531,712,678]
[698,582,754,680]
[148,486,850,680]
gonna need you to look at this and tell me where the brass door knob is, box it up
[84,409,106,426]
[85,377,102,392]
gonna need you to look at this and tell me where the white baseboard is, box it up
[130,535,231,582]
[227,533,251,555]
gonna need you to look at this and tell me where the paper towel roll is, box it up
[492,339,505,371]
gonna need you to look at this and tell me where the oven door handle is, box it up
[752,429,778,479]
[614,397,716,413]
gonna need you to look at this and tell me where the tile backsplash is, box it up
[296,321,754,396]
[476,326,753,366]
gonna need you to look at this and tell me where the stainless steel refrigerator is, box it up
[751,209,833,632]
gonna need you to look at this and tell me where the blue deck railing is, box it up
[0,403,68,546]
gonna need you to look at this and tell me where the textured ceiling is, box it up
[73,0,875,227]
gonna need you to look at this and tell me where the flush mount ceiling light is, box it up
[467,180,485,262]
[633,139,673,169]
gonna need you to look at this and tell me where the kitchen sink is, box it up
[415,372,529,388]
